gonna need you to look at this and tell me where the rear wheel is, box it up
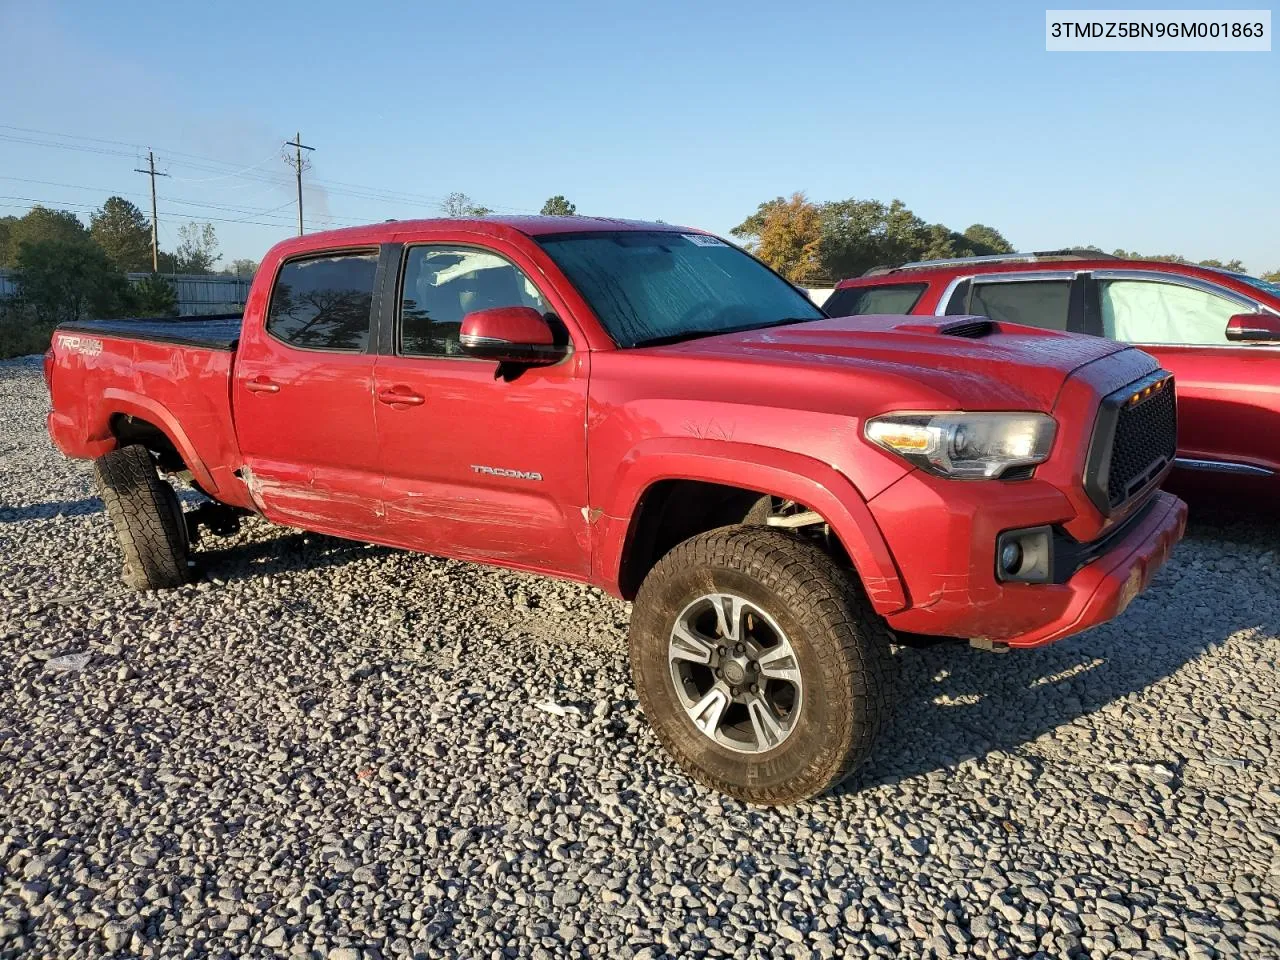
[629,527,889,805]
[93,444,193,590]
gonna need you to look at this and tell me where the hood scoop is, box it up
[893,317,999,339]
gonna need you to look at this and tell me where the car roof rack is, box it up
[863,249,1118,276]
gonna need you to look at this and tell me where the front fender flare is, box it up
[594,437,908,613]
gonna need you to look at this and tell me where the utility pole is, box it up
[134,150,169,272]
[283,132,314,235]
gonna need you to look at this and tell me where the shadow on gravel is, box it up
[197,529,396,582]
[0,497,102,523]
[1184,504,1280,544]
[841,510,1280,793]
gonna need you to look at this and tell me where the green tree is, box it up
[1262,268,1280,282]
[222,258,259,278]
[540,195,577,216]
[0,217,15,266]
[1197,258,1246,273]
[1110,250,1247,272]
[90,196,153,272]
[3,206,88,267]
[14,238,130,324]
[128,275,178,317]
[962,223,1014,255]
[174,222,219,274]
[814,198,929,278]
[440,192,490,218]
[916,223,969,262]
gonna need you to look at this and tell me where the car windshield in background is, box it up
[1229,272,1280,300]
[824,283,927,317]
[537,231,825,348]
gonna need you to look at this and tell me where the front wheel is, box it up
[629,527,889,805]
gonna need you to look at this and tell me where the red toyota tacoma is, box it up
[46,217,1187,804]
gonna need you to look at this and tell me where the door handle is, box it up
[245,378,280,394]
[377,387,425,406]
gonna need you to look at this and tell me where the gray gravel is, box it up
[2,356,1279,960]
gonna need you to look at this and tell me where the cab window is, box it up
[824,283,927,317]
[1098,279,1241,345]
[969,280,1071,330]
[266,251,379,351]
[399,246,549,357]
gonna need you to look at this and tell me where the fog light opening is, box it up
[996,526,1053,583]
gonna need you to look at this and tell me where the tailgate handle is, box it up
[377,387,425,406]
[245,378,280,394]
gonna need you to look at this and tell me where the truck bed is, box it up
[57,313,243,350]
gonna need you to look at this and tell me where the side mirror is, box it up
[459,306,569,365]
[1226,313,1280,343]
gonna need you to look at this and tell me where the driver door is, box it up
[372,242,592,578]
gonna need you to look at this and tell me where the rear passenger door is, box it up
[945,272,1083,332]
[233,248,388,535]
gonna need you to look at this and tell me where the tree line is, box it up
[0,198,258,357]
[439,193,579,217]
[731,192,1280,284]
[6,187,1273,359]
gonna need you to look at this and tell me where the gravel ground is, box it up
[2,356,1278,960]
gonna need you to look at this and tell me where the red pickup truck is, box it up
[46,217,1187,804]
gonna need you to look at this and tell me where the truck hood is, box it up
[652,314,1130,411]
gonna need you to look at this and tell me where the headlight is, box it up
[864,412,1056,479]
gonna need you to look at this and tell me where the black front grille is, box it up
[1108,385,1176,506]
[1085,372,1177,514]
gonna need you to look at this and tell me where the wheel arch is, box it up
[97,390,221,494]
[595,438,908,613]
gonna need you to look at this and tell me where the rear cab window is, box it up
[825,283,927,317]
[266,250,379,351]
[967,279,1071,331]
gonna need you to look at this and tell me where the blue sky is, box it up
[1,1,1276,272]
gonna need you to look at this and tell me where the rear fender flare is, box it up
[98,389,221,495]
[597,438,908,613]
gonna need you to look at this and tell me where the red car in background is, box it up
[828,252,1280,504]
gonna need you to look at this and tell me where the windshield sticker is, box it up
[683,233,727,247]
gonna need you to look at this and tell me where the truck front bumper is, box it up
[872,474,1187,648]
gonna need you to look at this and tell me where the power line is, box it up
[0,176,367,223]
[161,153,280,184]
[0,126,524,212]
[1,122,545,229]
[0,194,352,231]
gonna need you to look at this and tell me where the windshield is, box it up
[1229,272,1280,300]
[537,231,825,347]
